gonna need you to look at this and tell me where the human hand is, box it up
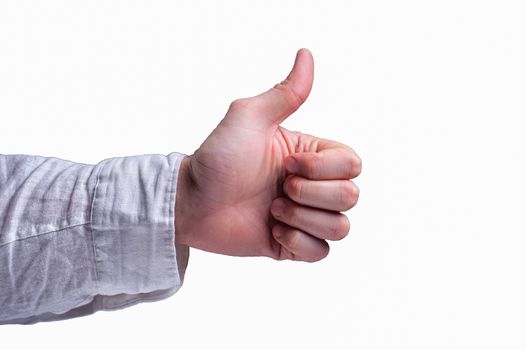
[175,48,361,262]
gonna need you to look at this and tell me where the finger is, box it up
[248,48,314,127]
[283,175,360,212]
[270,197,350,241]
[272,222,330,262]
[285,143,362,180]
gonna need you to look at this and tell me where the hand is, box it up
[175,48,362,262]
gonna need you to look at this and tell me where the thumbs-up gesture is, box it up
[175,49,362,262]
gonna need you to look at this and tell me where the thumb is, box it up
[246,48,314,128]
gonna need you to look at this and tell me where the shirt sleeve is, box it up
[0,152,190,325]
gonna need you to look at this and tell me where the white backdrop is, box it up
[1,0,526,349]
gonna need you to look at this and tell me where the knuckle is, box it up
[306,153,323,179]
[340,181,360,211]
[354,154,363,176]
[306,243,330,263]
[286,203,301,227]
[274,83,304,110]
[228,98,252,111]
[285,175,304,202]
[328,214,350,241]
[350,153,363,178]
[282,229,301,251]
[352,183,360,203]
[342,151,362,178]
[315,243,331,262]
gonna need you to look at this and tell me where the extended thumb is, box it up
[249,48,314,127]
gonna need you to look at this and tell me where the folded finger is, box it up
[270,197,350,241]
[272,222,330,262]
[283,175,360,212]
[286,147,362,181]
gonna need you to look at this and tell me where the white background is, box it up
[1,0,526,348]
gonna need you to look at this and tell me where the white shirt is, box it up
[0,152,189,324]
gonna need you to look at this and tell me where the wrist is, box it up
[175,154,192,246]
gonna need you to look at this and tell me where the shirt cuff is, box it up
[88,151,190,312]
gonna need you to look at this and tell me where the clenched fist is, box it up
[174,48,361,262]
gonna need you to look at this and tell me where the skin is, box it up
[174,48,362,262]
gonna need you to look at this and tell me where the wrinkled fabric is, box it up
[0,152,189,324]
